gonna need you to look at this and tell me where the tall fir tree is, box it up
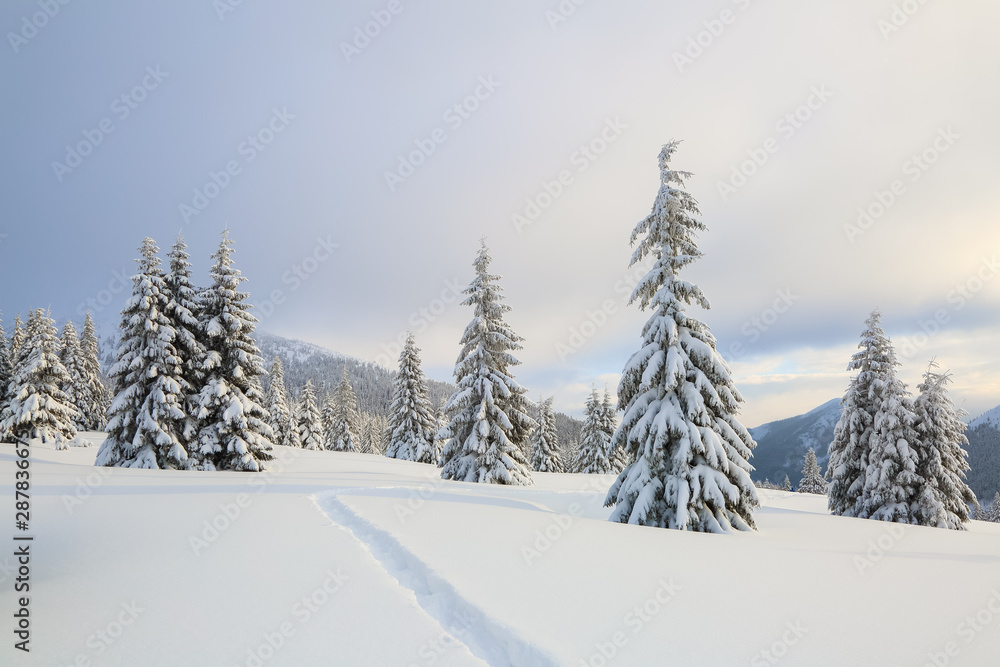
[604,142,758,532]
[0,314,13,441]
[601,388,628,472]
[59,320,90,431]
[827,311,886,518]
[97,239,191,468]
[10,314,24,366]
[265,357,293,447]
[798,448,828,494]
[327,369,359,452]
[321,393,338,449]
[529,396,563,473]
[912,363,977,529]
[860,336,922,523]
[986,492,1000,523]
[1,309,79,448]
[79,313,111,430]
[438,240,533,485]
[387,333,438,463]
[191,231,274,471]
[164,234,207,444]
[294,380,323,450]
[576,390,612,474]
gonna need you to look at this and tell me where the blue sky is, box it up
[2,0,999,426]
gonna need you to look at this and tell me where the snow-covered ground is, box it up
[3,437,1000,666]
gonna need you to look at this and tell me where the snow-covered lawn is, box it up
[3,438,999,666]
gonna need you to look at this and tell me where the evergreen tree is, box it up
[576,390,611,474]
[321,393,338,449]
[0,314,13,441]
[828,311,886,518]
[529,396,563,473]
[96,239,190,468]
[912,363,977,529]
[987,492,1000,523]
[781,474,792,491]
[59,320,90,431]
[973,502,988,521]
[294,380,323,450]
[387,333,437,463]
[10,314,24,366]
[798,448,828,494]
[328,369,358,452]
[264,357,293,447]
[861,338,922,523]
[604,142,758,532]
[439,240,533,485]
[164,234,207,444]
[191,231,274,471]
[601,388,628,472]
[79,313,111,430]
[1,309,79,448]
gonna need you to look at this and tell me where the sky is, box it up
[2,0,999,427]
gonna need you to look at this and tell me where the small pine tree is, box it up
[529,396,563,473]
[912,363,977,529]
[387,333,437,463]
[191,231,274,471]
[328,370,359,452]
[781,475,792,491]
[1,309,79,448]
[439,240,533,485]
[10,314,24,365]
[798,448,828,494]
[601,388,628,472]
[576,390,611,474]
[97,239,190,468]
[79,313,111,430]
[265,357,293,447]
[0,314,14,442]
[987,492,1000,523]
[321,393,337,449]
[294,380,323,450]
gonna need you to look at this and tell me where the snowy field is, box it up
[3,436,1000,667]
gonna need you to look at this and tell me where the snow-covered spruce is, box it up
[191,231,274,471]
[601,388,628,472]
[97,239,190,468]
[797,448,828,495]
[604,141,758,532]
[0,309,79,448]
[293,380,323,450]
[986,492,1000,523]
[529,396,563,473]
[911,363,977,529]
[327,369,359,452]
[576,390,611,474]
[264,357,293,447]
[438,240,534,485]
[59,320,90,431]
[79,313,111,431]
[827,310,886,518]
[0,314,15,441]
[386,333,438,463]
[10,314,24,365]
[164,235,207,443]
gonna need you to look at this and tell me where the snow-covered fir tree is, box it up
[0,314,13,441]
[576,390,611,474]
[358,411,388,455]
[264,357,293,447]
[386,333,438,463]
[59,320,90,431]
[604,142,758,532]
[911,362,977,529]
[191,231,274,471]
[97,239,191,468]
[781,475,792,491]
[973,502,988,521]
[827,310,886,518]
[321,393,337,448]
[529,396,563,473]
[987,492,1000,523]
[294,380,323,450]
[601,388,628,472]
[798,448,828,494]
[164,234,207,443]
[1,309,79,448]
[10,314,24,365]
[860,337,922,523]
[79,313,111,430]
[439,240,533,485]
[327,369,358,452]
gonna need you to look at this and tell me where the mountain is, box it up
[748,398,842,486]
[964,406,1000,502]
